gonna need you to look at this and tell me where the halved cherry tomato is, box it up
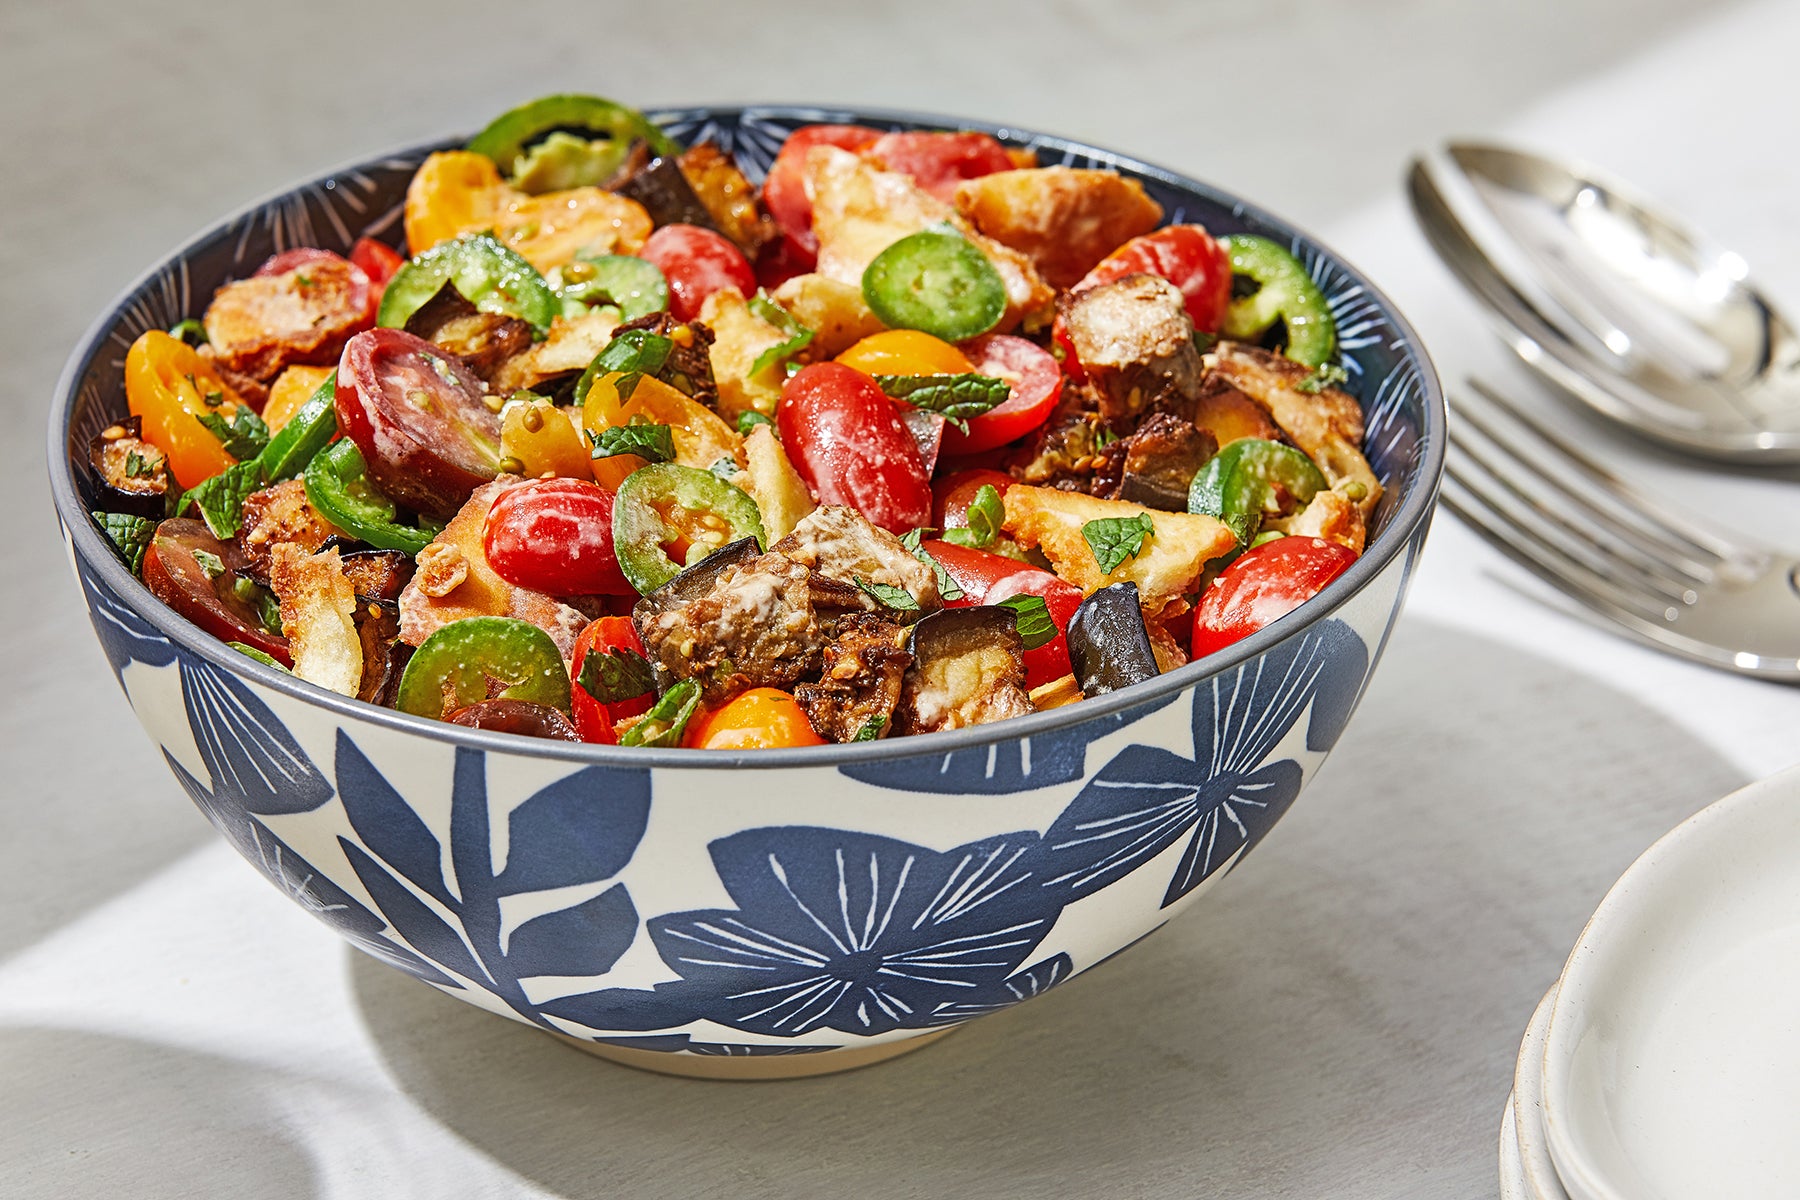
[864,131,1013,202]
[754,231,815,291]
[350,236,407,298]
[569,615,656,744]
[932,469,1013,530]
[1057,225,1233,378]
[1191,536,1358,658]
[941,334,1063,454]
[123,330,251,488]
[761,124,883,258]
[778,362,931,534]
[336,327,501,520]
[638,224,757,322]
[142,518,291,663]
[687,687,826,749]
[483,478,633,597]
[836,329,974,377]
[921,540,1082,690]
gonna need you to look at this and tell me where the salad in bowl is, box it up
[89,93,1384,752]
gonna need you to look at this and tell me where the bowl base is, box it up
[553,1028,955,1080]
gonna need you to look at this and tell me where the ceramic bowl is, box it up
[48,106,1443,1078]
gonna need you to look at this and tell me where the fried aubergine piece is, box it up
[793,614,912,742]
[1058,273,1205,428]
[892,608,1033,735]
[401,282,534,381]
[772,506,943,613]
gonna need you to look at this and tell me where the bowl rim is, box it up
[48,103,1445,771]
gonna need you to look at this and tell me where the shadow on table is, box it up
[350,616,1743,1200]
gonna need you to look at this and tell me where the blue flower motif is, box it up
[648,827,1052,1037]
[928,952,1073,1024]
[1033,618,1368,909]
[76,556,175,685]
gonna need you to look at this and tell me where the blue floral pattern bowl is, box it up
[48,106,1443,1078]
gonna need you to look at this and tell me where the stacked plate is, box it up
[1498,763,1800,1199]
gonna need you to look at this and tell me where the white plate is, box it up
[1541,761,1800,1200]
[1512,987,1572,1200]
[1501,1094,1531,1200]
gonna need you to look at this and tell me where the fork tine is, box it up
[1442,471,1676,623]
[1451,406,1712,594]
[1465,379,1749,562]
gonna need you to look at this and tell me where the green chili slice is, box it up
[1218,235,1337,367]
[1188,437,1328,545]
[302,440,433,555]
[862,227,1006,343]
[396,617,573,720]
[377,234,560,334]
[612,462,766,595]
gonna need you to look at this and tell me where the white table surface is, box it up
[4,2,1798,1196]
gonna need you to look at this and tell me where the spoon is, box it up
[1408,142,1800,462]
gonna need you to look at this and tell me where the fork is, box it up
[1442,379,1800,682]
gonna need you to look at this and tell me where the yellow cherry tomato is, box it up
[123,330,251,488]
[581,371,744,490]
[263,364,336,432]
[404,151,509,257]
[836,329,974,377]
[687,688,826,750]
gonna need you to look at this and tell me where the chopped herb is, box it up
[196,406,270,460]
[995,594,1056,651]
[1093,426,1120,449]
[591,328,673,401]
[853,576,920,613]
[233,577,283,635]
[901,528,965,602]
[91,511,156,574]
[178,459,265,539]
[939,484,1005,550]
[1295,361,1350,394]
[227,642,289,671]
[577,646,657,705]
[851,713,888,742]
[124,450,158,479]
[747,292,816,378]
[589,422,675,463]
[874,373,1010,433]
[620,678,702,747]
[737,410,775,436]
[294,273,314,288]
[167,318,207,347]
[192,548,226,579]
[1192,330,1220,355]
[1082,512,1156,574]
[708,456,742,480]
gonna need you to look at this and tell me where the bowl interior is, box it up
[50,104,1443,762]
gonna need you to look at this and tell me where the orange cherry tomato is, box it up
[687,688,826,750]
[836,329,974,378]
[123,330,251,488]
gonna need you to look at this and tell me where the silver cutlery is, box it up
[1444,379,1800,681]
[1409,144,1800,463]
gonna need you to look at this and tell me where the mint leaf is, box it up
[748,292,815,378]
[589,422,675,463]
[851,713,888,742]
[901,529,964,602]
[195,405,270,461]
[995,594,1056,651]
[620,678,702,747]
[91,511,156,574]
[853,576,919,613]
[179,459,265,539]
[592,328,673,400]
[1082,513,1156,574]
[1295,361,1349,394]
[578,646,656,705]
[939,484,1004,551]
[875,373,1010,433]
[192,548,226,579]
[737,410,774,435]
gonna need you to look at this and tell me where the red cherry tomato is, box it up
[761,124,883,257]
[686,687,826,750]
[920,540,1081,689]
[254,248,343,277]
[1056,226,1233,378]
[349,236,407,296]
[638,224,757,322]
[941,334,1063,454]
[755,231,815,291]
[483,478,633,597]
[864,131,1014,202]
[778,362,932,534]
[569,616,655,744]
[1191,536,1358,658]
[932,469,1012,530]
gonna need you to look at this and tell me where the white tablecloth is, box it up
[4,2,1797,1196]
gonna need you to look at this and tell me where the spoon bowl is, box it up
[1410,142,1800,461]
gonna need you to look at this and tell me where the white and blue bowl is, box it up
[48,107,1444,1077]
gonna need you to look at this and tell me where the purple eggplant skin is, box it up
[1066,581,1160,695]
[612,154,719,232]
[89,414,170,521]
